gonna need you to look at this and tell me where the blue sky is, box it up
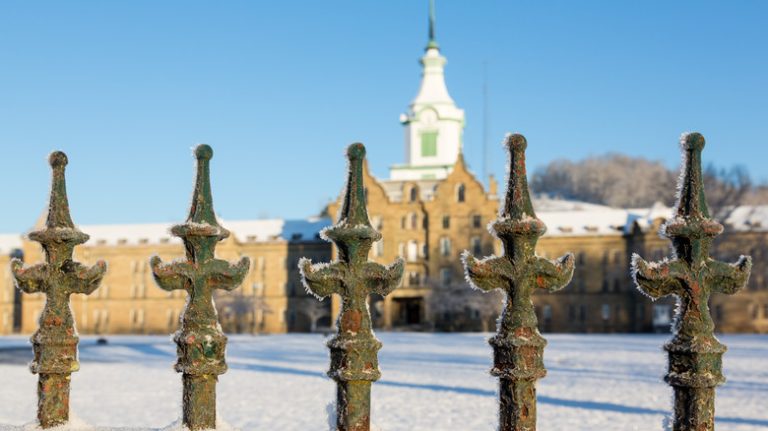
[1,1,766,233]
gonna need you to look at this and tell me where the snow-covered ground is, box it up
[0,333,766,431]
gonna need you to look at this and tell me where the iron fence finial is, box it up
[462,133,573,431]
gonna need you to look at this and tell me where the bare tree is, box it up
[428,280,503,332]
[297,297,330,332]
[215,291,270,334]
[532,154,756,213]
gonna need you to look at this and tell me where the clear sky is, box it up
[1,1,766,233]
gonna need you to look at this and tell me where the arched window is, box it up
[409,187,418,202]
[456,184,466,203]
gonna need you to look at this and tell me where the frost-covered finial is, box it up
[170,144,229,243]
[188,144,221,227]
[299,142,403,431]
[631,132,751,431]
[338,143,372,228]
[676,132,710,220]
[150,144,249,430]
[12,151,106,428]
[462,133,573,431]
[44,151,76,230]
[502,133,537,221]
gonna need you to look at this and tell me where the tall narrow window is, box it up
[457,184,466,203]
[440,268,452,287]
[440,237,452,257]
[421,131,438,157]
[409,187,418,202]
[410,213,418,230]
[472,214,482,229]
[471,237,482,255]
[442,215,450,229]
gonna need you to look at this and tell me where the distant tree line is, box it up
[530,154,767,214]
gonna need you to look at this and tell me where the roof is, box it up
[0,218,332,248]
[721,205,768,232]
[0,234,22,255]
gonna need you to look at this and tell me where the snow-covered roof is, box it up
[721,205,768,232]
[534,204,646,237]
[0,218,332,248]
[0,234,22,255]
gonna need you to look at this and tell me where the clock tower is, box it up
[390,0,465,181]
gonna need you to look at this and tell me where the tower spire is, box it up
[427,0,438,49]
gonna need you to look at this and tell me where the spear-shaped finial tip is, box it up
[195,144,213,161]
[347,142,366,161]
[681,132,705,151]
[504,133,527,152]
[49,151,68,168]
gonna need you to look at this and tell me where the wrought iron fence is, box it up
[7,132,751,431]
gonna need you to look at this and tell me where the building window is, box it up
[440,237,452,257]
[613,279,621,293]
[456,184,466,203]
[371,216,383,230]
[543,305,552,321]
[472,215,482,229]
[471,237,482,255]
[407,240,419,262]
[442,215,450,229]
[401,216,407,229]
[409,187,418,202]
[601,304,611,321]
[579,305,587,323]
[421,131,438,157]
[568,305,576,322]
[763,304,768,319]
[410,213,418,230]
[601,279,609,293]
[374,239,384,257]
[398,243,405,258]
[440,268,452,287]
[408,272,421,286]
[714,304,724,322]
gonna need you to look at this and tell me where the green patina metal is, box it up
[299,143,404,431]
[150,144,250,431]
[462,134,574,431]
[11,151,107,429]
[631,133,751,431]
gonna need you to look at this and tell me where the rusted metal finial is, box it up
[11,151,107,428]
[299,143,404,431]
[631,133,751,431]
[150,144,250,430]
[462,134,574,431]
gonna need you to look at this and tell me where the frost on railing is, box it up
[150,145,250,431]
[631,132,751,431]
[299,143,404,431]
[462,134,574,431]
[11,152,107,429]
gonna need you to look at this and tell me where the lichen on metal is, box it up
[11,151,107,429]
[299,143,404,431]
[631,132,751,431]
[150,144,250,431]
[462,134,574,431]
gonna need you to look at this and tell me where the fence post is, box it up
[150,144,250,430]
[299,143,404,431]
[631,132,751,431]
[462,134,574,431]
[10,151,107,428]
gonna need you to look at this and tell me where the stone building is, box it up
[7,219,331,335]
